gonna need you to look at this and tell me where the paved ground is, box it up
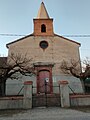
[0,107,90,120]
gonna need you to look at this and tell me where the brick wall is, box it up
[33,19,54,36]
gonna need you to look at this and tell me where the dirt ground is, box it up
[0,109,26,117]
[0,107,90,120]
[0,106,90,117]
[71,106,90,113]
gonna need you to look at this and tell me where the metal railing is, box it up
[68,85,76,95]
[6,83,24,96]
[32,84,61,107]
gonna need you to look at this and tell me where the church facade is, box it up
[6,2,83,95]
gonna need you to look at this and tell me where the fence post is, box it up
[23,81,33,109]
[58,80,70,108]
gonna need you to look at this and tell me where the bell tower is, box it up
[33,2,54,36]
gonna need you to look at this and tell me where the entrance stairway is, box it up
[32,93,61,107]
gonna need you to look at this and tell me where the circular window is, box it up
[39,41,48,49]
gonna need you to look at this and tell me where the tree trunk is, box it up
[0,78,6,97]
[80,79,85,93]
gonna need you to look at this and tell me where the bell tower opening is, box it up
[41,24,46,32]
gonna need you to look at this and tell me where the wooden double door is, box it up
[36,66,53,94]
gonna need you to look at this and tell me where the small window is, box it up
[41,24,46,32]
[40,41,48,49]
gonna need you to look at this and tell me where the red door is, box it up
[38,70,51,93]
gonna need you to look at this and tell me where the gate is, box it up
[32,82,61,107]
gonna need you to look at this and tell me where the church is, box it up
[6,2,83,95]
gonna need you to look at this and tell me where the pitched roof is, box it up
[6,33,80,48]
[54,34,81,46]
[37,2,49,19]
[6,34,33,48]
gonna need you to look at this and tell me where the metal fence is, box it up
[6,83,24,96]
[32,85,61,107]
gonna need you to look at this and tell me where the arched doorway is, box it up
[36,68,53,94]
[34,64,53,94]
[38,70,50,93]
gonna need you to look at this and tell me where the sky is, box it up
[0,0,90,60]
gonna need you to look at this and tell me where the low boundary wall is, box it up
[0,80,90,109]
[0,96,23,109]
[70,94,90,106]
[0,81,32,110]
[59,80,90,107]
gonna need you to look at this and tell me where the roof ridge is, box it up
[54,34,81,46]
[6,33,34,48]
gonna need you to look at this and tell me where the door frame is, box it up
[35,65,53,94]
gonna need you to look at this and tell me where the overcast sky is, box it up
[0,0,90,60]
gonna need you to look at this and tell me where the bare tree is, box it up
[0,53,35,96]
[60,58,90,92]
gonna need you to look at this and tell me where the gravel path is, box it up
[0,107,90,120]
